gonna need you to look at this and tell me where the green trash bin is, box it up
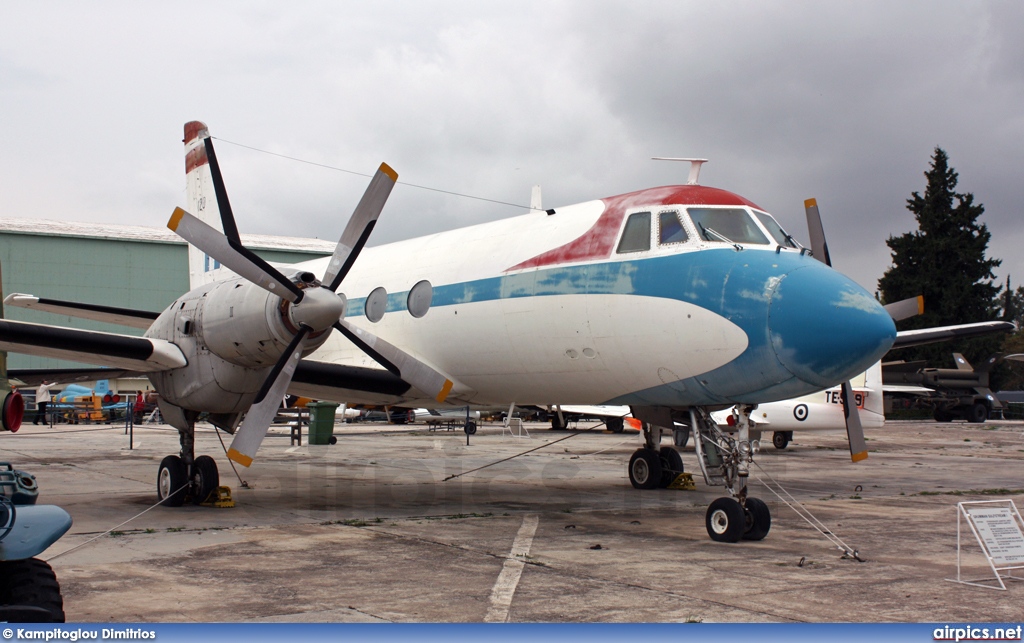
[307,402,340,445]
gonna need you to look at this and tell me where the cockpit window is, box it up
[687,208,770,245]
[658,211,688,245]
[753,210,798,248]
[617,211,651,253]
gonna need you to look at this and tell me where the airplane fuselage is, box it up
[149,183,897,414]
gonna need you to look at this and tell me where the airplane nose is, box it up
[768,264,896,389]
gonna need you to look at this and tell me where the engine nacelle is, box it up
[144,276,335,415]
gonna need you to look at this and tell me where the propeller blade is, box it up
[168,207,304,303]
[227,326,310,467]
[883,295,924,321]
[335,319,454,403]
[839,380,868,462]
[803,198,833,267]
[323,163,398,292]
[203,137,242,245]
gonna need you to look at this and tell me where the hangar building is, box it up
[0,218,334,376]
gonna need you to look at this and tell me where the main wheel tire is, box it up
[551,415,566,430]
[934,409,954,422]
[742,497,772,541]
[606,417,624,433]
[705,497,745,543]
[967,402,988,424]
[157,455,188,507]
[658,446,684,488]
[190,455,219,505]
[772,431,790,449]
[0,558,65,622]
[628,448,662,490]
[464,420,477,435]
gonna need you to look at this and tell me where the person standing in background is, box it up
[34,380,57,425]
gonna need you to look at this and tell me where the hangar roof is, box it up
[0,218,337,254]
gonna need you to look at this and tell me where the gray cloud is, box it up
[1,1,1021,294]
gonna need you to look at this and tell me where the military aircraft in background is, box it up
[0,122,1012,543]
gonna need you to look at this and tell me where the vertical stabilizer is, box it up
[863,360,884,418]
[183,121,225,289]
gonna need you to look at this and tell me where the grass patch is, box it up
[915,488,1024,497]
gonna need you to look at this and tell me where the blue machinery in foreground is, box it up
[0,462,73,622]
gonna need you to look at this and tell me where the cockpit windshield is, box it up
[752,210,799,248]
[687,208,770,245]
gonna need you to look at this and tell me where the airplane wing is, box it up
[9,368,146,387]
[3,293,159,330]
[891,321,1016,349]
[556,404,632,418]
[0,319,186,371]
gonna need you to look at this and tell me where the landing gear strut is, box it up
[156,409,222,507]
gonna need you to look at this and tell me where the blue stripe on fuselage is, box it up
[345,248,888,407]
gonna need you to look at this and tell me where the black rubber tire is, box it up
[191,455,219,505]
[933,409,954,422]
[464,420,477,435]
[772,431,790,449]
[628,448,662,490]
[0,558,65,622]
[967,402,988,424]
[705,497,745,543]
[742,497,772,541]
[551,415,566,430]
[606,417,624,433]
[658,446,684,488]
[157,455,188,507]
[328,435,338,445]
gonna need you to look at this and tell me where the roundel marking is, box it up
[793,404,808,422]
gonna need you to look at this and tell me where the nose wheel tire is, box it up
[157,455,188,507]
[190,455,220,505]
[705,497,745,542]
[628,448,662,489]
[742,497,771,541]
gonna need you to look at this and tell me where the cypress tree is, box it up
[878,147,1002,369]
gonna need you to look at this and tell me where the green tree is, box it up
[878,147,1002,372]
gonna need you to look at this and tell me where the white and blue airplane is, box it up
[0,122,1010,543]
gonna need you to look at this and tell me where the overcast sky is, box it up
[2,1,1022,295]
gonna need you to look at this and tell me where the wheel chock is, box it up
[200,486,235,508]
[667,473,695,490]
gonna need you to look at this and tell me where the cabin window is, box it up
[658,210,688,245]
[687,208,770,245]
[616,211,651,253]
[752,211,798,248]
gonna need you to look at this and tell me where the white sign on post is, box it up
[966,506,1024,567]
[948,499,1024,590]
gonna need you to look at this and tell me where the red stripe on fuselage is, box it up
[506,184,762,272]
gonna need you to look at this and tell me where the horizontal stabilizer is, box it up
[0,319,186,371]
[4,293,159,330]
[892,321,1016,349]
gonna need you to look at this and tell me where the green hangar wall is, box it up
[0,218,333,370]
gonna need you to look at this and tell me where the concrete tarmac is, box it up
[3,417,1023,622]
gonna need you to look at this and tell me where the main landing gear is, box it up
[156,410,221,507]
[629,406,772,543]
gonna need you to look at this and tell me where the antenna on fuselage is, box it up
[651,157,709,185]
